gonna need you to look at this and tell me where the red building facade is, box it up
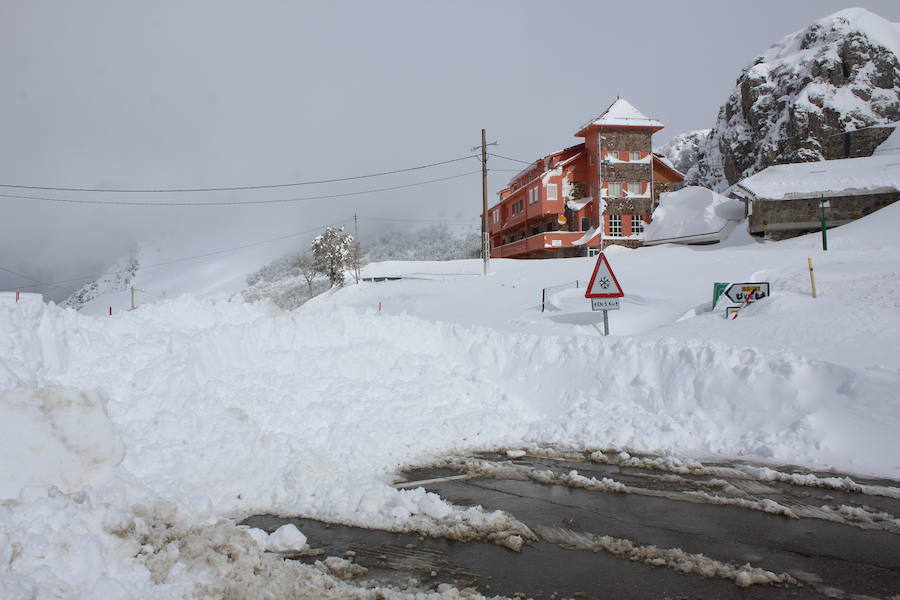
[488,99,684,259]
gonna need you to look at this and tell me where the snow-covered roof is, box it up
[643,186,744,245]
[571,226,599,246]
[873,125,900,157]
[566,198,592,211]
[586,98,664,129]
[652,153,685,178]
[735,155,900,200]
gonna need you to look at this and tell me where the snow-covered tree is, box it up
[311,227,353,287]
[364,224,480,262]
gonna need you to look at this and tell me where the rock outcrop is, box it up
[657,129,710,175]
[690,8,900,191]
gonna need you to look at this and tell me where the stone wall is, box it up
[603,239,642,250]
[605,198,652,215]
[602,163,651,182]
[749,191,899,239]
[823,126,895,160]
[600,130,652,152]
[652,181,680,205]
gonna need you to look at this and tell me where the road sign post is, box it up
[723,282,769,304]
[584,252,624,336]
[720,282,771,319]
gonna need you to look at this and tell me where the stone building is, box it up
[733,151,900,240]
[488,99,685,258]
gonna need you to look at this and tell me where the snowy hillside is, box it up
[691,7,900,190]
[656,129,710,174]
[3,203,900,596]
[61,224,481,315]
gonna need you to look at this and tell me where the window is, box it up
[589,183,594,197]
[492,209,499,224]
[630,151,641,161]
[512,200,523,214]
[628,181,642,195]
[580,217,591,232]
[609,214,622,236]
[547,184,558,201]
[632,214,644,234]
[607,150,619,161]
[607,182,623,197]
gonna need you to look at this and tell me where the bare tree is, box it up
[349,239,366,284]
[295,251,319,298]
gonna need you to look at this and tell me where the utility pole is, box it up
[472,130,497,276]
[130,286,136,311]
[353,212,361,283]
[598,135,606,253]
[480,129,489,276]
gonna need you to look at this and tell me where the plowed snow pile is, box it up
[1,205,899,597]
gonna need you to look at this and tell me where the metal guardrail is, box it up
[541,280,581,312]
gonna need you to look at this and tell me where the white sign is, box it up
[724,282,770,304]
[584,253,624,298]
[591,298,620,311]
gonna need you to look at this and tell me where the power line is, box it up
[0,155,480,193]
[0,265,74,293]
[0,170,481,207]
[0,219,352,294]
[487,152,533,165]
[358,217,478,223]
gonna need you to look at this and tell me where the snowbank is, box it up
[3,200,900,597]
[643,186,744,244]
[0,387,124,499]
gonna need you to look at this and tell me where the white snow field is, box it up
[1,204,900,597]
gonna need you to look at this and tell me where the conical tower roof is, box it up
[578,98,664,133]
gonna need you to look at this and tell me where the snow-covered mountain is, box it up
[656,129,710,175]
[690,8,900,190]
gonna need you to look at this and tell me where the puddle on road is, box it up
[244,450,900,600]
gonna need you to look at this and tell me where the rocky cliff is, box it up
[690,8,900,191]
[657,129,710,175]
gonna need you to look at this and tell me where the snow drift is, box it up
[3,201,900,597]
[0,387,124,499]
[643,186,744,244]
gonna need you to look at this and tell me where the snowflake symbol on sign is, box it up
[599,276,611,289]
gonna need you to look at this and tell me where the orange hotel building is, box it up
[488,99,685,258]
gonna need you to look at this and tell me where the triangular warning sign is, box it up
[584,252,624,298]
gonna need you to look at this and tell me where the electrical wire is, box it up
[0,155,480,193]
[0,265,74,293]
[357,217,478,223]
[0,171,481,207]
[487,152,534,165]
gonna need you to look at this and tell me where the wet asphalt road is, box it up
[244,451,900,599]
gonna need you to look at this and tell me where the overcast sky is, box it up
[3,0,899,300]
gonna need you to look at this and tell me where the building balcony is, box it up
[491,231,597,258]
[492,201,568,236]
